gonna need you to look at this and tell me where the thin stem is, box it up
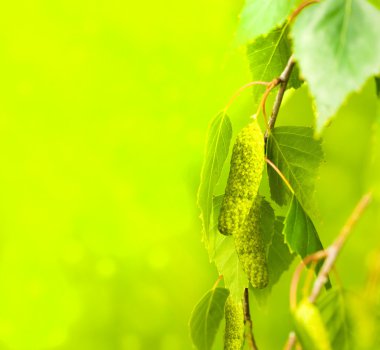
[302,261,317,298]
[243,288,258,350]
[223,81,270,113]
[289,250,327,310]
[264,55,295,143]
[212,275,223,290]
[288,0,320,23]
[309,193,372,303]
[265,157,295,195]
[255,83,275,129]
[284,332,297,350]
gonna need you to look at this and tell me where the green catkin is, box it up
[293,299,332,350]
[234,196,268,289]
[218,120,264,236]
[224,296,244,350]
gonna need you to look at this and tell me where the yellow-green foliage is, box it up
[234,196,268,289]
[293,298,332,350]
[218,120,264,236]
[224,295,244,350]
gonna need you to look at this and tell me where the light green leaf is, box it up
[189,287,230,350]
[252,216,295,304]
[316,288,352,350]
[246,25,301,110]
[292,0,380,130]
[266,126,323,211]
[212,195,248,302]
[236,0,300,45]
[284,195,324,260]
[198,112,232,251]
[214,236,248,303]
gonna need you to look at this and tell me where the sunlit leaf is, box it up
[292,0,380,130]
[246,25,301,110]
[189,288,230,350]
[236,0,300,45]
[198,112,232,252]
[212,196,248,302]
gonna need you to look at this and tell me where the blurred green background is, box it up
[0,1,378,349]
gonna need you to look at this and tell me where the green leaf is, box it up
[259,197,276,256]
[292,0,380,130]
[189,287,230,350]
[266,126,323,211]
[213,195,248,302]
[267,217,295,286]
[198,112,232,251]
[214,235,248,303]
[316,288,352,350]
[212,195,248,301]
[246,25,301,110]
[252,216,295,304]
[370,110,380,203]
[236,0,300,45]
[375,76,380,98]
[284,196,324,260]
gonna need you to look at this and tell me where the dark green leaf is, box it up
[259,197,276,256]
[292,0,380,130]
[375,76,380,98]
[370,110,380,205]
[252,216,295,304]
[284,196,324,260]
[189,288,230,350]
[266,126,323,211]
[237,0,300,45]
[247,25,301,110]
[316,288,352,350]
[198,112,232,252]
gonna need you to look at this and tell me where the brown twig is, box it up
[212,275,223,290]
[264,55,295,143]
[288,0,320,23]
[289,250,327,310]
[285,193,372,349]
[243,288,258,350]
[223,81,270,113]
[309,193,372,302]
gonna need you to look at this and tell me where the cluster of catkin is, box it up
[218,120,268,349]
